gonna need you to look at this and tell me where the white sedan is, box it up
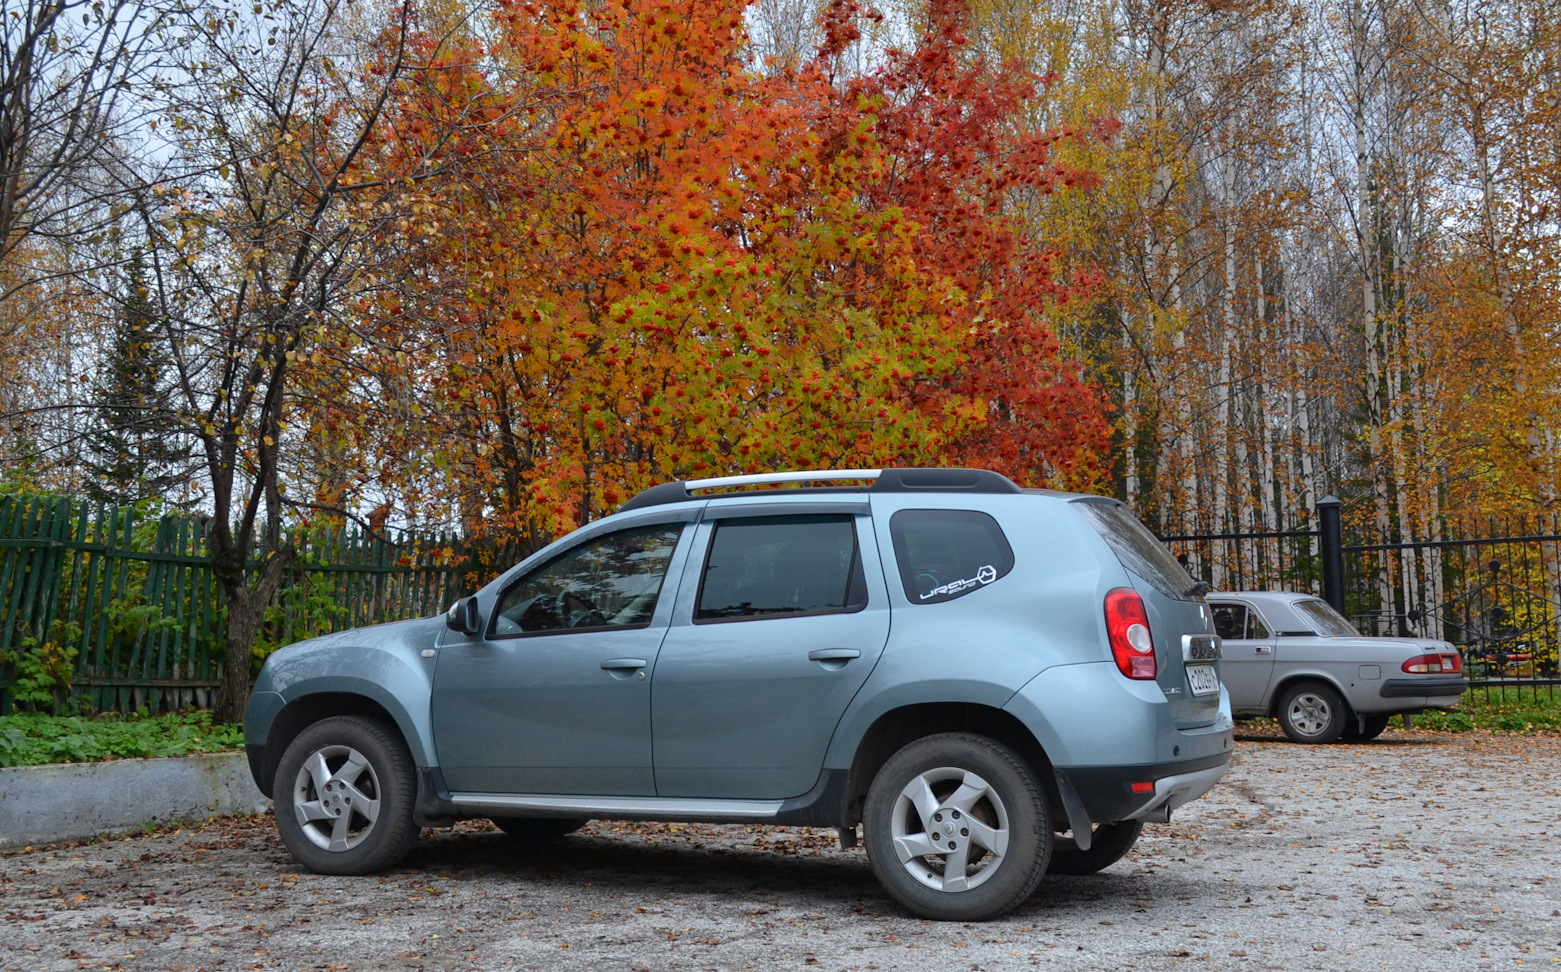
[1209,591,1466,743]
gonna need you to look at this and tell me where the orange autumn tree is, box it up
[343,0,1109,550]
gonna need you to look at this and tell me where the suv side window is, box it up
[694,515,867,622]
[491,522,684,636]
[890,509,1015,604]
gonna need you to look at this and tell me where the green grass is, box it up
[0,710,244,768]
[1411,689,1561,734]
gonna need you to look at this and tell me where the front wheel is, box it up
[1277,682,1348,744]
[273,715,419,875]
[863,733,1050,921]
[1047,820,1144,876]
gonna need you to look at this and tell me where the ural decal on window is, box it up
[920,564,998,600]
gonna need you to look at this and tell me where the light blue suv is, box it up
[244,468,1233,920]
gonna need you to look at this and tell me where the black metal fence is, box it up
[1163,501,1561,700]
[1341,523,1561,701]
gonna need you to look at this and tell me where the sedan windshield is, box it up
[1290,598,1359,637]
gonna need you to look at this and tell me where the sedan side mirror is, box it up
[445,596,482,636]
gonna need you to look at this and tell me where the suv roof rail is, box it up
[617,467,1021,512]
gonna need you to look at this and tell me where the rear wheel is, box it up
[1047,820,1144,876]
[1276,682,1347,744]
[863,732,1050,921]
[490,817,588,840]
[273,716,419,874]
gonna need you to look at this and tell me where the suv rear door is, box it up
[650,505,890,800]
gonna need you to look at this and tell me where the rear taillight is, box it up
[1403,653,1462,674]
[1105,587,1157,680]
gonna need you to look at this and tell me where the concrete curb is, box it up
[0,752,271,849]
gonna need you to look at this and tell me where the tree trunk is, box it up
[1350,3,1393,619]
[1122,339,1140,503]
[213,547,295,725]
[215,588,262,726]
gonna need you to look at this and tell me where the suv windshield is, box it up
[1074,499,1196,600]
[1291,598,1359,637]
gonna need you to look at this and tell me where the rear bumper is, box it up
[1132,761,1231,823]
[1379,677,1466,700]
[1055,750,1232,824]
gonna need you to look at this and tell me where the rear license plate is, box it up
[1186,664,1220,696]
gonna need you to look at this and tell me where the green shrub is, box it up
[0,709,243,767]
[1438,712,1476,732]
[0,620,84,713]
[1412,690,1561,734]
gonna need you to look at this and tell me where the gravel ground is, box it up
[2,729,1558,972]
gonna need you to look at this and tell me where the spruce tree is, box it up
[81,255,192,506]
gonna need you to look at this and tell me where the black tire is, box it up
[863,732,1050,921]
[1342,714,1392,742]
[1047,820,1144,876]
[1276,682,1348,744]
[273,715,420,875]
[490,817,589,840]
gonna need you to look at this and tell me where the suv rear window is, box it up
[694,515,867,621]
[890,509,1015,604]
[1074,499,1195,600]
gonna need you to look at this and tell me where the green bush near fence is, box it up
[1412,690,1561,734]
[0,709,244,767]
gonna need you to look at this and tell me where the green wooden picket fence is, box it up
[0,495,492,715]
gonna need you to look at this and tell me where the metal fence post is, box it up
[1318,496,1344,613]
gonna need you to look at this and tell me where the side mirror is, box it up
[445,596,482,636]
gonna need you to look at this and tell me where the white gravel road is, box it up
[2,729,1558,972]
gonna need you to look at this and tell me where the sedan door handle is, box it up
[600,657,649,670]
[1255,645,1273,655]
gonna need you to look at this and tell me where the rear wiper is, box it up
[1185,580,1211,598]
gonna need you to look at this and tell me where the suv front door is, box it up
[651,508,891,800]
[431,519,692,795]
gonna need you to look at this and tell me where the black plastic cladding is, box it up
[616,468,1023,513]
